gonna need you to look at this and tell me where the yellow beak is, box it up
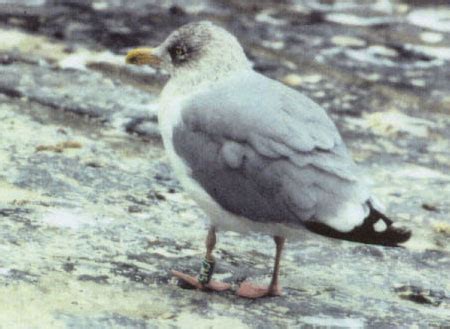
[125,48,161,66]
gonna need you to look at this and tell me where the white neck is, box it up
[162,66,251,99]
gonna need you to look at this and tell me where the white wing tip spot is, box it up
[374,219,387,232]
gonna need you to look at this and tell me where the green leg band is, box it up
[198,258,215,285]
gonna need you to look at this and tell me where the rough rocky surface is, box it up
[0,0,449,328]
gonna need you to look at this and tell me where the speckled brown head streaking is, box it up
[126,21,251,81]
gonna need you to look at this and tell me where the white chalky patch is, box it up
[325,13,394,26]
[408,8,450,32]
[420,32,444,44]
[41,209,105,229]
[0,268,11,276]
[301,316,365,328]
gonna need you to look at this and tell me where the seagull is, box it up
[125,21,411,298]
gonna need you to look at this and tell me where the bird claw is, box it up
[236,281,282,299]
[171,270,231,292]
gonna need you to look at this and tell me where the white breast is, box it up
[158,87,214,203]
[158,94,190,184]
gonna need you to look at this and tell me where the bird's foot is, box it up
[171,270,231,292]
[236,281,282,298]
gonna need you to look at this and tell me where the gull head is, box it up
[126,21,251,79]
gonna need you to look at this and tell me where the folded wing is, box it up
[172,71,371,232]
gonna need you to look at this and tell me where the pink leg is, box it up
[237,236,285,298]
[171,270,230,291]
[172,227,231,292]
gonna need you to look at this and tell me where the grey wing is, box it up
[173,71,370,230]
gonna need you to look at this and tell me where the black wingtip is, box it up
[384,225,412,246]
[305,202,412,247]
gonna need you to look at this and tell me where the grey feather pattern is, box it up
[172,71,370,227]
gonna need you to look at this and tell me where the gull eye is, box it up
[169,42,191,64]
[175,47,184,56]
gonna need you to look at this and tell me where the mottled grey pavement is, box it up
[0,0,449,328]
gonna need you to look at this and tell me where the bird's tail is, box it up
[305,202,412,247]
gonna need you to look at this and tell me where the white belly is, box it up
[157,96,305,239]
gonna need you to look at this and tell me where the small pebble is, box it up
[363,73,381,81]
[422,203,438,212]
[411,79,426,87]
[331,35,366,48]
[169,5,185,16]
[282,74,303,86]
[128,205,142,213]
[433,222,450,236]
[420,32,443,44]
[369,45,398,57]
[92,1,108,10]
[282,73,322,87]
